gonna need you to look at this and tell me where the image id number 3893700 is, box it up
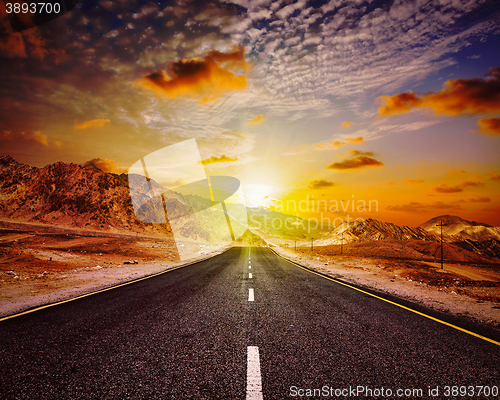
[5,2,62,14]
[442,386,499,397]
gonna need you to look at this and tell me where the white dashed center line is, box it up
[249,265,251,269]
[246,346,263,400]
[248,288,254,302]
[249,273,252,279]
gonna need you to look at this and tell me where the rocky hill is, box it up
[0,155,180,235]
[419,215,500,259]
[320,218,438,245]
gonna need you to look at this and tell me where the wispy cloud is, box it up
[313,137,364,150]
[347,150,375,156]
[74,119,111,129]
[246,114,266,125]
[201,154,238,165]
[489,172,500,181]
[387,201,461,213]
[308,179,335,189]
[433,180,484,193]
[82,158,126,173]
[326,156,384,170]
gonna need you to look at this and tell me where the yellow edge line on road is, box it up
[0,248,231,323]
[271,248,500,347]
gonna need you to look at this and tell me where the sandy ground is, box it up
[3,220,500,333]
[272,246,500,330]
[0,222,227,318]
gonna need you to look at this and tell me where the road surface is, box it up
[1,247,499,399]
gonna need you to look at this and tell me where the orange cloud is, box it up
[326,156,384,170]
[0,28,52,59]
[308,180,335,189]
[489,172,500,181]
[83,158,126,174]
[201,155,238,165]
[386,201,461,212]
[246,114,266,126]
[459,180,484,188]
[313,137,363,150]
[74,119,111,129]
[136,46,249,103]
[0,129,50,146]
[377,67,500,117]
[448,169,466,175]
[340,121,353,128]
[474,117,500,135]
[404,179,424,184]
[433,184,462,193]
[347,150,374,156]
[433,180,484,193]
[468,197,490,203]
[0,33,26,57]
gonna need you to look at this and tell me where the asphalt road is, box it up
[1,247,499,399]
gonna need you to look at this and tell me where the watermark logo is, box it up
[128,139,247,260]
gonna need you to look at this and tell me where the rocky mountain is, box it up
[319,218,438,245]
[311,216,499,260]
[0,155,182,235]
[0,156,254,244]
[1,156,498,259]
[419,215,500,259]
[419,215,500,241]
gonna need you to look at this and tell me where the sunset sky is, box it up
[1,0,499,226]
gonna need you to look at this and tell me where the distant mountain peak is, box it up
[420,215,491,229]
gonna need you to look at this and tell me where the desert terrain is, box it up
[0,220,226,318]
[3,219,500,333]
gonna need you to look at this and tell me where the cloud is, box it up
[82,158,126,173]
[433,184,462,193]
[201,154,238,165]
[377,67,500,117]
[404,179,424,184]
[0,129,52,146]
[448,169,466,175]
[347,150,375,156]
[489,172,500,181]
[468,197,490,203]
[473,117,500,135]
[246,114,266,125]
[340,121,353,128]
[308,179,335,189]
[136,46,249,103]
[386,201,461,213]
[74,118,111,129]
[313,137,363,150]
[433,180,484,193]
[459,180,484,188]
[326,156,384,170]
[0,29,52,59]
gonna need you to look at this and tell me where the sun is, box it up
[244,183,275,207]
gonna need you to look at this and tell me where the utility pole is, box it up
[436,219,447,269]
[311,239,313,251]
[341,231,343,255]
[294,241,296,251]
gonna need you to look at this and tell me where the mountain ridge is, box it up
[0,156,498,260]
